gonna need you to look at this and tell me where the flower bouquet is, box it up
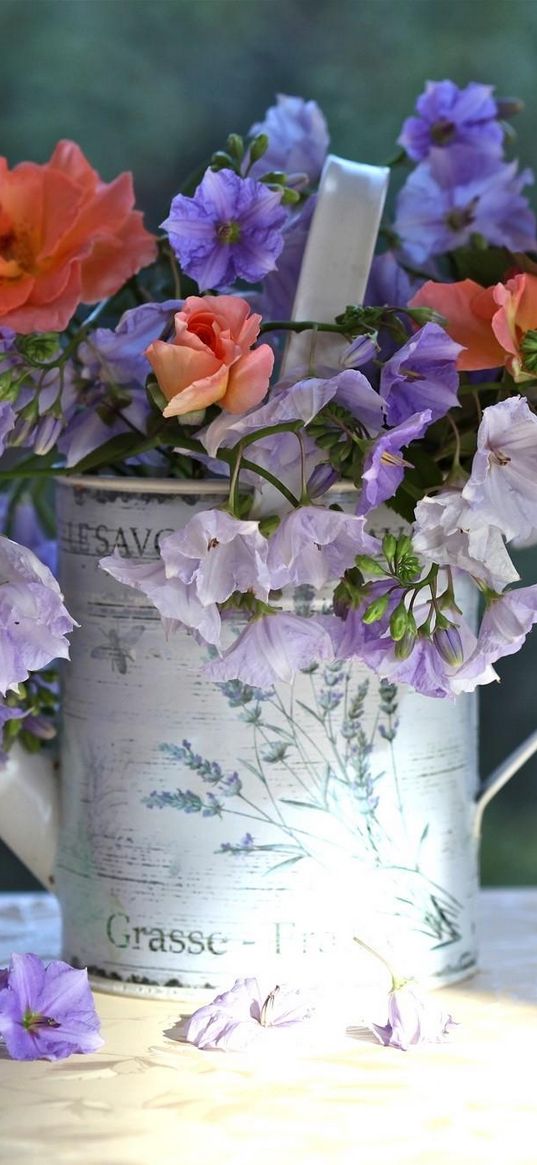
[1,81,537,993]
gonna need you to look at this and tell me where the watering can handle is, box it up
[280,154,390,375]
[474,727,537,836]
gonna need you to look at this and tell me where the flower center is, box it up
[520,327,537,373]
[400,365,425,382]
[430,117,456,145]
[216,221,242,246]
[0,210,36,277]
[259,985,280,1026]
[491,449,511,466]
[22,1008,60,1031]
[380,450,406,467]
[445,198,478,232]
[207,537,220,550]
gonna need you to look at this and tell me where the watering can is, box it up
[1,158,537,997]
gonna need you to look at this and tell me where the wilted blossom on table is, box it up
[162,168,288,292]
[372,982,457,1051]
[205,612,337,689]
[379,323,462,426]
[462,396,537,542]
[398,80,503,162]
[249,94,329,184]
[146,295,274,419]
[266,507,377,589]
[413,491,519,593]
[183,977,315,1051]
[356,409,432,516]
[0,952,103,1061]
[0,535,75,696]
[395,147,537,263]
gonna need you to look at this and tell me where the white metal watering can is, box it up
[1,158,536,998]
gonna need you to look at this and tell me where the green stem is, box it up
[259,319,349,336]
[352,936,400,989]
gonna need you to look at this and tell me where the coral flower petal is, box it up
[410,279,505,369]
[222,344,274,412]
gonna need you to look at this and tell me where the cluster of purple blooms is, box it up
[1,81,537,741]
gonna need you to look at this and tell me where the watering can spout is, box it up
[0,744,59,890]
[474,727,537,838]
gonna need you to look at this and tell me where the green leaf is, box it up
[450,244,512,285]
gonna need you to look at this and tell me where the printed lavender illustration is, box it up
[144,648,463,951]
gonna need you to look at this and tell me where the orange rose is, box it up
[410,273,537,380]
[0,140,156,333]
[146,295,274,418]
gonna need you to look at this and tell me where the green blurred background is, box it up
[0,0,536,888]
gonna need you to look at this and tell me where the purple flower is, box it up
[59,387,150,468]
[0,952,103,1061]
[99,555,222,647]
[162,168,288,291]
[470,585,537,667]
[248,94,329,183]
[356,410,432,515]
[0,496,57,575]
[380,323,461,425]
[373,982,457,1051]
[255,197,316,323]
[184,977,314,1051]
[398,80,503,162]
[0,535,75,696]
[206,612,337,688]
[201,376,338,458]
[462,396,537,542]
[413,491,519,593]
[159,510,271,606]
[364,251,422,308]
[395,147,537,263]
[0,402,15,453]
[78,300,182,388]
[267,507,377,589]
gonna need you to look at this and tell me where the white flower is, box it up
[462,396,537,542]
[413,490,519,592]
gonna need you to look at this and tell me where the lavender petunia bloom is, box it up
[248,94,329,183]
[59,387,151,468]
[162,168,288,291]
[0,402,15,453]
[413,491,519,593]
[206,612,337,689]
[159,510,271,606]
[0,536,75,696]
[462,397,537,542]
[0,495,57,576]
[334,581,497,699]
[255,197,316,323]
[364,251,421,309]
[0,952,103,1061]
[372,982,457,1051]
[380,323,462,426]
[99,555,222,647]
[398,80,503,162]
[78,300,182,388]
[201,376,339,458]
[395,147,537,263]
[184,977,315,1052]
[267,507,377,589]
[470,585,537,667]
[356,410,432,516]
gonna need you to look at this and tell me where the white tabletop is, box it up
[0,889,536,1165]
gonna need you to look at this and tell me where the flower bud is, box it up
[496,97,525,119]
[226,134,245,160]
[390,602,410,642]
[248,133,269,163]
[521,328,537,374]
[16,333,59,363]
[382,533,397,564]
[355,555,386,578]
[32,414,64,456]
[433,624,465,667]
[363,593,390,624]
[394,630,417,660]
